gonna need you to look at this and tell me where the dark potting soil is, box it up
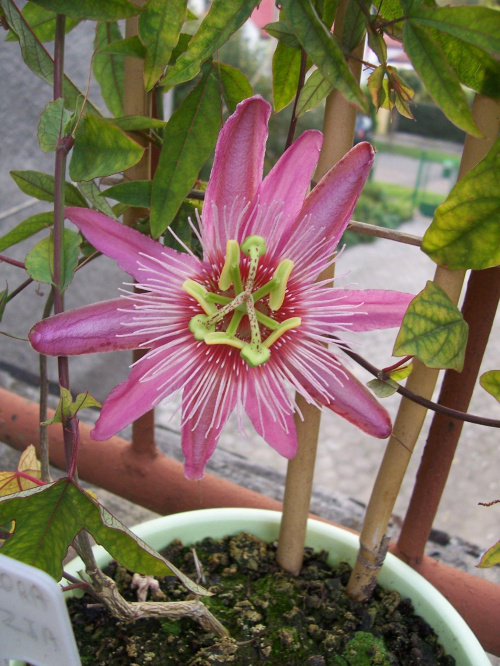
[68,532,456,665]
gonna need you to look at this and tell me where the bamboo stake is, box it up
[346,94,498,600]
[396,97,500,562]
[277,0,364,575]
[121,4,156,456]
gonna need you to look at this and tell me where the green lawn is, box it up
[374,140,461,167]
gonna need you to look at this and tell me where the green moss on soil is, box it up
[68,532,456,665]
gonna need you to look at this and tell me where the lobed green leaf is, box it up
[342,0,370,53]
[264,20,301,50]
[403,21,481,136]
[161,0,260,86]
[409,6,500,54]
[479,371,500,404]
[69,114,145,181]
[430,29,500,101]
[296,68,332,116]
[103,180,152,208]
[216,62,253,113]
[139,0,186,91]
[25,229,81,291]
[0,213,53,253]
[422,139,500,270]
[10,170,88,207]
[78,180,118,219]
[150,68,221,238]
[5,1,80,42]
[101,115,166,131]
[281,0,366,111]
[93,22,125,117]
[393,280,468,371]
[29,0,141,21]
[99,35,147,59]
[0,479,208,595]
[272,41,303,113]
[37,98,71,152]
[42,387,101,425]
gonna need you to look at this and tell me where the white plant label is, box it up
[0,554,81,666]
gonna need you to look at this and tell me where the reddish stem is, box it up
[0,254,25,269]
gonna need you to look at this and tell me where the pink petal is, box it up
[280,142,375,275]
[202,96,271,255]
[304,288,413,333]
[92,336,201,440]
[181,373,237,480]
[65,207,198,282]
[252,130,322,244]
[244,367,298,458]
[29,299,151,356]
[285,342,392,438]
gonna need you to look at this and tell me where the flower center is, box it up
[182,235,301,367]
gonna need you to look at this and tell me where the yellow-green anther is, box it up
[189,314,216,340]
[269,259,294,311]
[240,235,267,257]
[263,317,301,348]
[205,332,245,350]
[219,240,242,292]
[183,279,218,315]
[240,342,270,367]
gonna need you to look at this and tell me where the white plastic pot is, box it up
[12,507,490,665]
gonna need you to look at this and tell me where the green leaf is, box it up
[216,62,253,113]
[25,229,81,291]
[367,65,387,110]
[1,0,101,114]
[477,540,500,569]
[10,170,88,207]
[5,1,80,42]
[37,98,71,152]
[139,0,186,91]
[296,68,332,116]
[403,21,481,137]
[281,0,366,111]
[430,29,500,101]
[0,479,207,596]
[393,280,468,371]
[78,180,118,219]
[161,0,260,86]
[103,180,152,208]
[0,213,53,252]
[41,387,101,426]
[479,371,500,404]
[421,139,500,271]
[99,35,147,59]
[29,0,141,21]
[342,0,370,52]
[69,114,145,181]
[409,6,500,54]
[102,115,166,131]
[93,22,125,117]
[264,20,301,50]
[272,41,303,113]
[150,68,221,238]
[367,378,398,398]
